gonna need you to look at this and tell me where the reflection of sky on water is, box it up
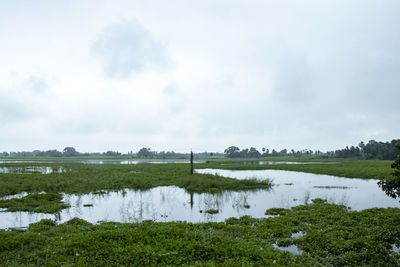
[0,169,398,229]
[0,166,66,174]
[0,159,205,164]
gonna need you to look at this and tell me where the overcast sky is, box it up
[1,0,399,153]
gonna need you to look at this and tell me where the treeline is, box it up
[0,147,223,159]
[135,148,223,158]
[0,147,122,157]
[223,146,324,158]
[334,139,400,160]
[224,139,400,160]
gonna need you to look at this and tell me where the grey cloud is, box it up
[0,95,32,123]
[23,76,48,93]
[92,20,170,78]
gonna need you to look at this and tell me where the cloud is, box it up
[91,20,170,78]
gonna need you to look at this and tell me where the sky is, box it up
[0,0,399,153]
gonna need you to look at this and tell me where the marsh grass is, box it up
[200,159,393,180]
[205,209,219,214]
[0,193,68,213]
[0,162,272,197]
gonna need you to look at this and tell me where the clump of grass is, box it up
[205,209,219,214]
[265,207,288,216]
[0,193,69,213]
[83,204,93,207]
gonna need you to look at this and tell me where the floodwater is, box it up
[232,161,335,165]
[0,169,398,229]
[0,166,67,174]
[0,159,205,164]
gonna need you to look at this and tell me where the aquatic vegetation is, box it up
[1,201,399,266]
[0,193,68,213]
[200,159,393,180]
[0,163,272,197]
[205,209,219,214]
[313,185,353,189]
[265,208,288,216]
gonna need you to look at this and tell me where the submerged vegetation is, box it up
[1,200,399,266]
[0,193,68,213]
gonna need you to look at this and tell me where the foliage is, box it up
[137,147,155,158]
[224,146,261,158]
[378,143,400,199]
[1,201,399,266]
[0,193,69,213]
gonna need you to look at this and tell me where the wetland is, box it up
[0,158,399,266]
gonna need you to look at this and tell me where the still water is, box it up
[0,169,398,229]
[0,166,67,174]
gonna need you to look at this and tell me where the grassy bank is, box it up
[0,163,272,197]
[1,201,399,266]
[200,159,393,180]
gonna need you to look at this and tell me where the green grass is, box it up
[199,158,393,180]
[0,162,272,197]
[205,209,219,214]
[1,201,399,266]
[0,193,69,213]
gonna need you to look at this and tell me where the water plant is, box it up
[1,201,399,266]
[0,193,68,213]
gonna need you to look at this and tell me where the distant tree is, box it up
[63,147,79,157]
[224,146,241,158]
[378,143,400,199]
[137,147,154,158]
[39,149,62,157]
[248,147,261,158]
[103,151,122,156]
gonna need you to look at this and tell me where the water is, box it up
[196,169,399,210]
[0,159,205,164]
[232,161,335,165]
[272,244,303,255]
[0,169,398,229]
[0,166,67,174]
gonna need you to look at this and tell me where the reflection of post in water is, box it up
[190,192,194,209]
[54,211,61,221]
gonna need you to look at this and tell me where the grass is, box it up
[205,209,219,214]
[199,158,393,180]
[0,200,399,266]
[0,162,272,197]
[0,193,69,213]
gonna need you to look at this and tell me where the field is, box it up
[0,158,399,266]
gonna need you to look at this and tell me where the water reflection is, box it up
[0,166,66,174]
[232,161,335,165]
[1,169,399,229]
[0,159,206,165]
[196,169,399,210]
